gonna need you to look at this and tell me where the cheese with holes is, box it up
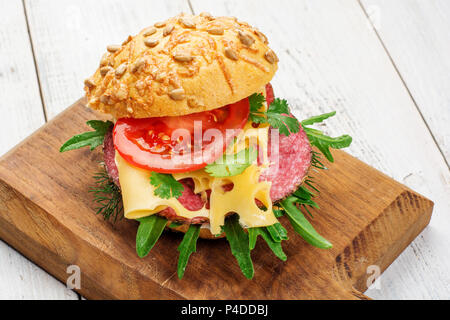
[208,164,276,234]
[116,153,210,220]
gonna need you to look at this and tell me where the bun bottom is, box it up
[168,224,225,239]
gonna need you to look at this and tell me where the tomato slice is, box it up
[113,98,250,173]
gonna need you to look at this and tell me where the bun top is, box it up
[84,13,278,118]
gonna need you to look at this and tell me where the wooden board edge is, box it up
[332,189,433,292]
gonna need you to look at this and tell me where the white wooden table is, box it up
[0,0,449,300]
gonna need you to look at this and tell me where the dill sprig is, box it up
[89,167,123,222]
[311,150,327,170]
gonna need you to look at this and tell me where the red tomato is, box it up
[113,98,250,173]
[265,83,275,106]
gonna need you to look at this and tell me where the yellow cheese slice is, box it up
[208,164,276,234]
[116,153,209,220]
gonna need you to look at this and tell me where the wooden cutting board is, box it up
[0,99,433,300]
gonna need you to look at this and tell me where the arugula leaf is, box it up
[301,112,352,162]
[280,197,332,249]
[169,221,183,228]
[273,208,285,218]
[223,215,254,279]
[60,120,113,152]
[301,111,336,126]
[304,127,352,162]
[248,227,287,261]
[248,228,258,250]
[149,172,184,199]
[266,223,288,242]
[205,148,257,177]
[136,215,167,258]
[177,224,200,279]
[248,94,300,136]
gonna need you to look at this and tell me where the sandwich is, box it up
[60,13,352,279]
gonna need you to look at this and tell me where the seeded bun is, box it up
[84,13,278,119]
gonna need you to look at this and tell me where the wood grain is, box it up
[0,0,76,300]
[0,100,433,299]
[190,0,450,299]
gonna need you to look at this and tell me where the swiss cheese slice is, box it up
[116,153,209,220]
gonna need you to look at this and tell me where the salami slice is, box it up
[260,125,311,201]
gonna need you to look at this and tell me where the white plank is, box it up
[0,242,77,300]
[0,0,77,299]
[24,0,192,119]
[361,0,450,163]
[190,0,450,299]
[0,0,45,154]
[360,0,450,299]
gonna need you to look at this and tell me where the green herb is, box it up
[248,228,258,250]
[265,223,288,242]
[89,168,123,222]
[205,148,257,177]
[311,150,327,170]
[169,221,183,228]
[265,99,300,136]
[248,227,287,261]
[136,215,167,258]
[149,172,184,199]
[249,92,266,110]
[177,225,201,279]
[280,196,332,249]
[60,120,113,152]
[223,215,254,279]
[301,111,337,126]
[292,185,320,218]
[273,208,284,218]
[301,112,352,162]
[249,93,300,136]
